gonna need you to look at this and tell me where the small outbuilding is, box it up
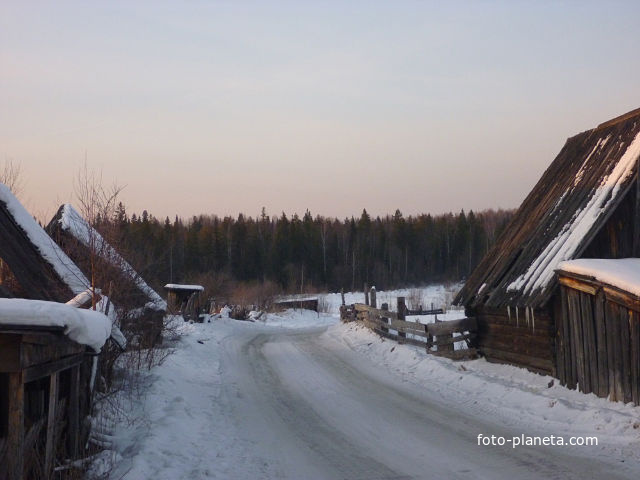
[456,107,640,403]
[0,300,111,480]
[164,284,204,321]
[0,184,113,478]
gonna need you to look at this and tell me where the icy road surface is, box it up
[112,313,640,479]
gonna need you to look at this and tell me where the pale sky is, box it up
[2,1,639,221]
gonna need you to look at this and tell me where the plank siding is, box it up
[557,279,640,405]
[474,306,554,375]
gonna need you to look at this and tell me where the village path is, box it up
[111,316,638,480]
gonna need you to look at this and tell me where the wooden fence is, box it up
[341,289,477,360]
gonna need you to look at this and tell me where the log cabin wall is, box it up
[556,274,640,404]
[470,305,555,375]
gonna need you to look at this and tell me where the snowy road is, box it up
[112,316,639,479]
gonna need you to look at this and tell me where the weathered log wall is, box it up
[470,305,555,375]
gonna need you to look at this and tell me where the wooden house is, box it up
[0,184,112,479]
[47,204,167,346]
[455,107,640,402]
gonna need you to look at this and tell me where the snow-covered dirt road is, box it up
[109,312,640,479]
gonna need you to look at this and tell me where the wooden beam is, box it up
[427,318,477,336]
[397,297,407,339]
[406,308,444,316]
[7,371,24,480]
[431,332,476,346]
[594,289,609,397]
[23,353,84,384]
[68,365,80,459]
[45,372,58,474]
[354,303,399,320]
[379,303,389,334]
[430,348,477,360]
[558,276,598,296]
[389,319,429,337]
[634,166,640,256]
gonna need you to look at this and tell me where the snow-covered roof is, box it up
[54,204,167,311]
[558,258,640,298]
[456,107,640,309]
[0,298,111,351]
[0,183,89,297]
[164,284,204,291]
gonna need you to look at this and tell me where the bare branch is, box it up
[0,158,24,196]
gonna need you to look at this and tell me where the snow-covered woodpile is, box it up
[456,107,640,377]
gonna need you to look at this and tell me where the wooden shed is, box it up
[47,204,167,346]
[0,184,112,478]
[456,107,640,388]
[556,259,640,404]
[0,187,88,303]
[0,315,108,480]
[164,284,204,321]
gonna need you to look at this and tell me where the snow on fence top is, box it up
[59,204,167,311]
[558,258,640,298]
[0,298,112,351]
[0,183,89,295]
[164,284,204,291]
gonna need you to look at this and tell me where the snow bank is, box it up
[0,183,89,294]
[59,204,166,311]
[558,258,640,297]
[508,131,640,298]
[325,321,640,456]
[0,298,112,351]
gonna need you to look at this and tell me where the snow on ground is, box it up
[102,285,640,479]
[258,309,336,328]
[328,323,640,454]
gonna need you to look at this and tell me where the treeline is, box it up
[105,205,513,295]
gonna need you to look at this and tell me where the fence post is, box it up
[435,302,454,353]
[364,283,369,306]
[341,288,345,306]
[381,302,389,333]
[397,296,407,342]
[370,286,377,309]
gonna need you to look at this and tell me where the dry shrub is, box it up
[190,271,235,305]
[230,281,281,310]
